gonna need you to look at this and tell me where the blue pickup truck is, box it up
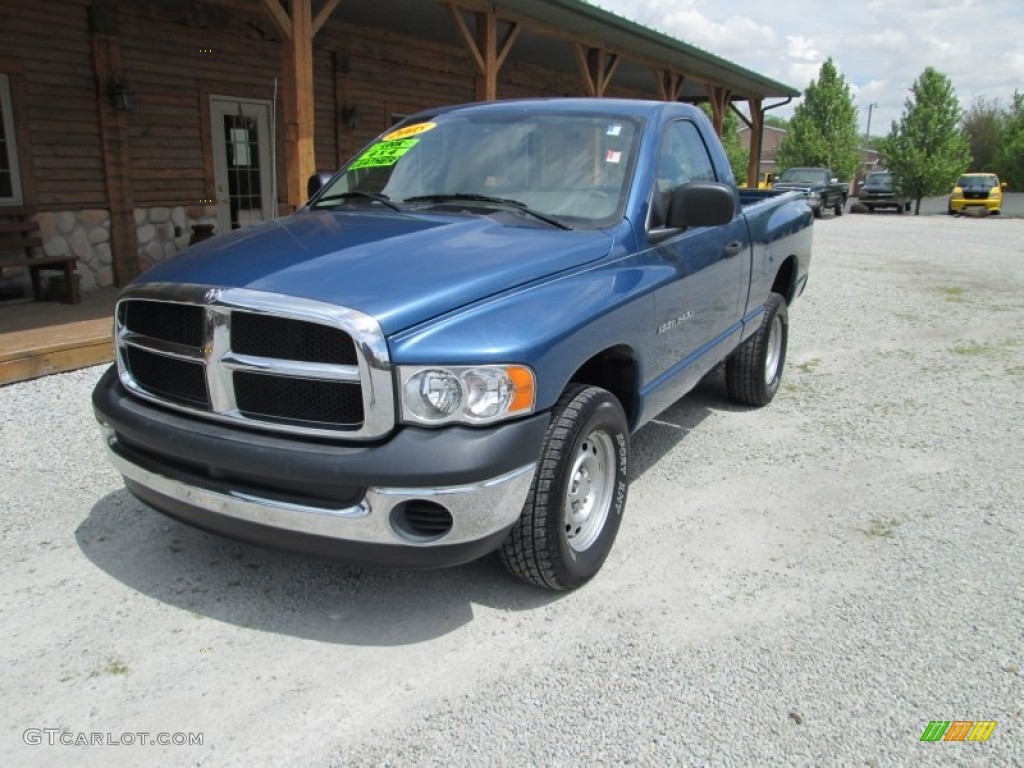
[93,99,812,590]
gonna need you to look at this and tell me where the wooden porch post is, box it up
[90,0,139,285]
[707,85,731,137]
[447,3,519,101]
[274,0,316,212]
[574,45,619,97]
[745,99,764,188]
[652,68,684,102]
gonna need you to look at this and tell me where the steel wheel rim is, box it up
[765,314,783,386]
[564,429,616,552]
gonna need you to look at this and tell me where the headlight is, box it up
[399,365,536,425]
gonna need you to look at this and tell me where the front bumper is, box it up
[950,196,1000,213]
[93,366,548,567]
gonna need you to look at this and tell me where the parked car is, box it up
[948,173,1006,215]
[93,99,814,590]
[858,170,911,213]
[773,167,847,218]
[738,171,774,190]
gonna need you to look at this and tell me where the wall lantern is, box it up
[110,80,133,112]
[341,105,359,129]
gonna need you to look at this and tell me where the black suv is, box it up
[858,171,911,213]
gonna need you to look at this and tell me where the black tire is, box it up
[812,203,823,219]
[499,384,629,590]
[834,197,844,216]
[726,292,788,407]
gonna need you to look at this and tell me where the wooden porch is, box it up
[0,290,117,387]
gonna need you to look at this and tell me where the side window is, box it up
[651,120,716,227]
[0,74,24,205]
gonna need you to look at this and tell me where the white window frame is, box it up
[0,74,24,206]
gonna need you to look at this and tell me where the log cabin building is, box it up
[0,0,799,301]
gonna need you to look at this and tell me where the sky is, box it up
[591,0,1024,136]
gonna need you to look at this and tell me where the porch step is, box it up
[0,317,114,386]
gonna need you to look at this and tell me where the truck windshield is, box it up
[957,175,996,189]
[314,110,642,229]
[778,169,828,184]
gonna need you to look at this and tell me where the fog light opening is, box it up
[390,500,454,543]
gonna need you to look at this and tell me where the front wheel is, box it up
[499,385,629,590]
[834,197,844,216]
[726,292,788,407]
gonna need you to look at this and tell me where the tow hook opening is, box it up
[389,500,454,543]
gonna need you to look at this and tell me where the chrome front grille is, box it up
[115,284,394,439]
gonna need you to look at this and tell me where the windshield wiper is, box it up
[312,191,402,212]
[403,193,572,230]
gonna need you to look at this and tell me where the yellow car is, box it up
[948,173,1006,215]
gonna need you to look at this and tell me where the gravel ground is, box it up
[2,213,1022,767]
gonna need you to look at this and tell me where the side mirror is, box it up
[665,181,737,230]
[307,171,335,200]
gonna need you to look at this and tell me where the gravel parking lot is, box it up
[2,213,1022,767]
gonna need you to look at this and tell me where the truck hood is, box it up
[134,210,614,334]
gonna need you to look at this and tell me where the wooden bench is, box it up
[0,206,80,304]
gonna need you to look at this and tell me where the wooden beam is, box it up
[587,49,619,97]
[745,98,764,188]
[263,0,292,38]
[573,43,596,97]
[476,11,497,101]
[446,4,517,101]
[652,69,685,102]
[90,1,139,286]
[447,3,485,73]
[495,21,521,71]
[708,85,731,137]
[312,0,343,36]
[281,0,316,210]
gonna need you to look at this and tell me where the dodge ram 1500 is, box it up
[93,99,813,590]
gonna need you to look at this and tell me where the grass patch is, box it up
[793,357,821,375]
[857,517,900,539]
[951,338,1019,358]
[89,659,130,678]
[934,285,967,302]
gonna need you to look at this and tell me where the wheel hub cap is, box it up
[564,430,616,552]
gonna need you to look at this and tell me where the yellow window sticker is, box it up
[382,122,436,141]
[349,138,419,170]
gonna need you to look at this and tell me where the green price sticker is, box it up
[350,138,419,170]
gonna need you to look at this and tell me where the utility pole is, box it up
[866,102,878,139]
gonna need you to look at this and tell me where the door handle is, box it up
[724,240,744,258]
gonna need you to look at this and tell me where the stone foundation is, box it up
[0,206,220,298]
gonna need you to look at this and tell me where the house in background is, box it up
[0,0,800,304]
[737,123,787,178]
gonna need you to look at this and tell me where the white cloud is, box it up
[589,0,1023,129]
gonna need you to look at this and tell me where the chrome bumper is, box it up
[103,430,535,548]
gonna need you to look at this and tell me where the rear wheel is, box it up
[499,385,629,590]
[726,293,788,407]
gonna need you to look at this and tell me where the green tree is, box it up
[995,91,1024,189]
[879,67,971,214]
[774,58,860,180]
[962,97,1005,172]
[764,115,790,131]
